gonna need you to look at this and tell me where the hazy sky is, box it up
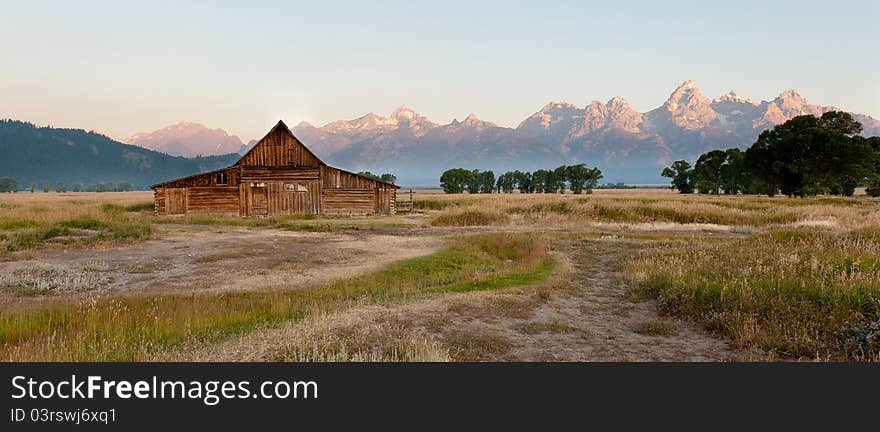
[2,0,878,141]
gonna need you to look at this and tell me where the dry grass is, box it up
[633,320,679,337]
[0,261,113,296]
[413,189,880,230]
[431,209,508,226]
[0,192,155,257]
[627,228,880,360]
[4,190,880,362]
[0,233,553,361]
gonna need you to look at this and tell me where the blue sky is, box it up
[1,0,877,140]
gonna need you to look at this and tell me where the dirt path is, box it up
[0,226,443,298]
[171,236,738,362]
[502,238,737,361]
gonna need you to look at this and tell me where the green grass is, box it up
[0,233,554,361]
[0,217,152,252]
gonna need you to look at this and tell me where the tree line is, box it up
[0,177,137,193]
[440,165,603,194]
[662,112,880,197]
[357,171,397,184]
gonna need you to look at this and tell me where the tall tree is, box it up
[479,170,495,193]
[693,150,727,195]
[0,177,18,193]
[379,173,397,184]
[466,169,482,193]
[720,148,748,195]
[516,171,533,194]
[661,160,694,194]
[531,170,549,193]
[440,168,472,194]
[585,167,603,193]
[745,112,873,197]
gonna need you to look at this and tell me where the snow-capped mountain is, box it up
[125,122,244,157]
[136,81,880,184]
[283,80,878,184]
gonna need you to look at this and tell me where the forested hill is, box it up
[0,120,240,189]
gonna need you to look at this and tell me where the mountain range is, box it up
[125,81,880,185]
[0,120,240,188]
[125,122,248,157]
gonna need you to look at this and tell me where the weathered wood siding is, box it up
[322,166,382,189]
[157,167,239,189]
[377,188,396,214]
[165,188,187,215]
[322,189,375,215]
[238,127,321,168]
[239,181,320,216]
[152,121,399,217]
[185,186,239,214]
[154,187,166,215]
[240,167,319,182]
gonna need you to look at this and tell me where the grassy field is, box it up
[0,231,551,360]
[1,189,879,361]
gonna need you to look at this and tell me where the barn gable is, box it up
[151,120,398,217]
[235,120,323,168]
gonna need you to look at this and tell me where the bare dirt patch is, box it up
[0,225,442,299]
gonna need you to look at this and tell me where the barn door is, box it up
[251,186,268,216]
[166,188,187,215]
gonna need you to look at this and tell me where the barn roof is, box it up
[151,120,399,189]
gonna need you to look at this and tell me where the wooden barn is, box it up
[151,121,398,217]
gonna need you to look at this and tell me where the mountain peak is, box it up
[652,79,716,130]
[774,89,810,107]
[714,90,754,105]
[125,122,243,157]
[540,101,579,112]
[390,105,418,121]
[607,96,631,109]
[677,79,698,91]
[778,89,802,98]
[461,113,495,129]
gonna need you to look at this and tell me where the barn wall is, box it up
[322,189,376,215]
[156,167,239,189]
[267,181,321,215]
[376,188,396,214]
[185,186,239,214]
[238,127,321,167]
[154,187,166,215]
[240,167,319,182]
[165,188,187,215]
[322,166,383,189]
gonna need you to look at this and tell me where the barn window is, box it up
[216,172,228,185]
[284,183,308,192]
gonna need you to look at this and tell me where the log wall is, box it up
[185,186,239,214]
[157,167,239,189]
[322,166,383,189]
[322,189,376,215]
[154,187,166,215]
